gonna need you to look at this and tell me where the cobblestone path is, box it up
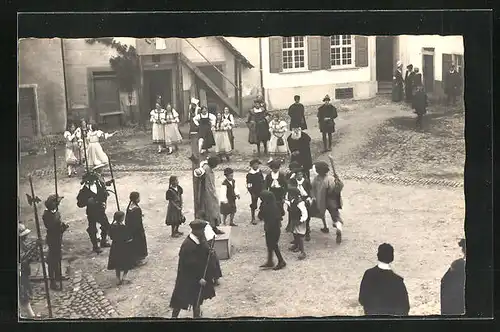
[30,269,119,319]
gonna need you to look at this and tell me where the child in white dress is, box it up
[86,124,116,169]
[150,103,166,153]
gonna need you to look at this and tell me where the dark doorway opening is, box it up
[18,86,39,138]
[144,69,173,111]
[376,36,394,82]
[423,54,435,93]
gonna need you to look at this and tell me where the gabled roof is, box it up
[215,36,254,69]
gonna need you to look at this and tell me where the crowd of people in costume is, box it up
[19,91,465,319]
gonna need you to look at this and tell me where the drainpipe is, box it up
[60,38,70,120]
[259,37,265,102]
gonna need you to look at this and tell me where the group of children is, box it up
[63,119,116,176]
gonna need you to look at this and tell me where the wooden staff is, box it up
[328,154,339,179]
[196,235,216,311]
[107,158,120,211]
[26,176,53,318]
[81,128,89,173]
[52,149,63,291]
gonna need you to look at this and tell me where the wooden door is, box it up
[93,74,120,117]
[145,70,172,110]
[423,54,434,92]
[18,86,38,138]
[376,37,394,81]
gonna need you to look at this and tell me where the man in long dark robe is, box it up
[288,95,307,130]
[440,238,466,315]
[392,61,404,102]
[445,64,461,106]
[170,220,217,318]
[404,64,415,104]
[358,243,410,316]
[287,127,313,179]
[193,156,224,235]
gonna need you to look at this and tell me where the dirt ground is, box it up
[18,171,464,317]
[18,96,466,317]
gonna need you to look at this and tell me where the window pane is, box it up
[342,35,351,45]
[294,36,304,48]
[342,47,352,65]
[331,35,340,46]
[331,47,341,66]
[283,37,292,49]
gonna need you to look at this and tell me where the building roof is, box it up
[215,36,254,69]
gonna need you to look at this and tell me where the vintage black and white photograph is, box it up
[18,34,467,319]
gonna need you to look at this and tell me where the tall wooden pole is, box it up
[52,149,63,291]
[237,61,243,117]
[27,176,53,318]
[108,159,120,211]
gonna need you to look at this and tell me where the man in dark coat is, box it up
[358,243,410,316]
[42,194,69,290]
[440,238,466,315]
[404,64,415,103]
[392,61,404,102]
[445,64,461,106]
[287,127,313,179]
[288,95,307,130]
[317,94,338,152]
[170,220,217,319]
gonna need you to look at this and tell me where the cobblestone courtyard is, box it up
[18,97,466,318]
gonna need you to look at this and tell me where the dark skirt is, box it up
[220,201,237,216]
[131,232,148,261]
[198,124,215,149]
[265,228,281,249]
[107,240,134,271]
[319,120,335,133]
[165,203,184,226]
[256,120,271,142]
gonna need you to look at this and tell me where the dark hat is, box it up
[377,243,394,264]
[249,158,261,166]
[314,161,329,174]
[323,94,331,102]
[190,219,207,230]
[269,159,282,169]
[224,167,234,176]
[288,161,302,173]
[294,95,300,100]
[406,64,413,69]
[207,156,220,168]
[458,238,466,249]
[45,194,63,209]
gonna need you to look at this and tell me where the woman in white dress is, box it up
[76,118,90,165]
[86,124,116,170]
[268,113,289,163]
[63,122,79,177]
[163,103,183,153]
[150,103,166,153]
[213,112,232,161]
[222,106,235,150]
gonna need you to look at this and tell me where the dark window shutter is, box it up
[320,36,332,69]
[307,36,321,70]
[354,35,368,67]
[269,37,283,73]
[442,53,453,84]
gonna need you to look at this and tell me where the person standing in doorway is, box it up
[358,243,410,316]
[317,95,338,153]
[288,95,307,130]
[445,64,461,106]
[392,61,404,102]
[404,64,415,104]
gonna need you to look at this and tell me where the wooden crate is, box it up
[214,226,232,260]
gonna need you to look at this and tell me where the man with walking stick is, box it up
[170,220,217,319]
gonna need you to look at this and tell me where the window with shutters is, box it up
[282,36,307,71]
[330,35,355,68]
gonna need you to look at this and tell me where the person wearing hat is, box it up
[42,194,69,291]
[170,219,218,318]
[392,60,404,102]
[288,95,307,130]
[247,98,270,156]
[78,169,113,253]
[445,63,461,106]
[358,243,410,316]
[246,159,265,225]
[287,126,313,179]
[440,238,466,315]
[317,95,338,152]
[310,160,343,243]
[18,223,41,318]
[194,156,224,235]
[284,187,309,260]
[220,168,240,227]
[150,102,167,153]
[404,64,415,104]
[265,159,288,219]
[288,166,313,241]
[85,123,117,169]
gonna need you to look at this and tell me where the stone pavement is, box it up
[30,269,120,319]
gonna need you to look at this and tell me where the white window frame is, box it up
[330,35,355,69]
[281,36,308,72]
